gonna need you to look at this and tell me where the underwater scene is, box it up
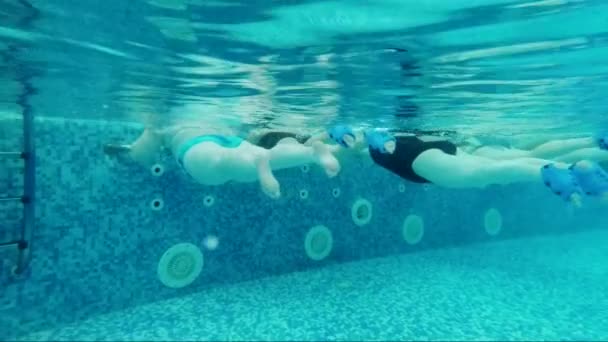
[1,0,608,341]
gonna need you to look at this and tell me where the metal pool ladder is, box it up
[0,110,35,276]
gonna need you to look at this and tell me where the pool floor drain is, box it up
[402,214,424,245]
[484,208,503,236]
[157,243,204,288]
[351,198,373,226]
[304,225,333,261]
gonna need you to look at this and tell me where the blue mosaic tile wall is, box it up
[0,117,605,339]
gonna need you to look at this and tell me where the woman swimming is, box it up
[109,126,341,199]
[314,126,608,205]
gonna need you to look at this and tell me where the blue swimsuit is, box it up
[176,134,243,167]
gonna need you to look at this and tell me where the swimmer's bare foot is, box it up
[312,141,340,177]
[129,128,163,167]
[256,154,281,199]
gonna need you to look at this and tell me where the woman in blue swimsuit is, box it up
[119,126,341,199]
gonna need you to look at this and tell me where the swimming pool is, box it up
[1,1,608,341]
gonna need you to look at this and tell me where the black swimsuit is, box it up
[255,132,456,184]
[255,132,311,149]
[370,135,457,183]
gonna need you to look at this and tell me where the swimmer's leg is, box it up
[470,146,530,160]
[475,139,608,164]
[526,137,596,159]
[255,153,281,199]
[412,149,564,189]
[551,147,608,164]
[472,137,602,162]
[129,129,165,167]
[103,128,164,168]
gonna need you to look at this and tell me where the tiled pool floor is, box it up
[19,230,608,341]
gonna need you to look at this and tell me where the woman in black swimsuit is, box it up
[310,128,563,189]
[364,130,608,191]
[248,127,608,191]
[368,134,457,184]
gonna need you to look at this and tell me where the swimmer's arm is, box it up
[331,144,372,164]
[305,127,368,149]
[103,127,171,157]
[350,130,368,149]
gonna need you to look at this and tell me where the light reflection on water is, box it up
[1,0,607,142]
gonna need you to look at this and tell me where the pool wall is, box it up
[0,117,602,339]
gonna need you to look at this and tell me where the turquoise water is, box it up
[2,1,608,341]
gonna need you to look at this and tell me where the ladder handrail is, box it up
[0,152,24,157]
[1,112,35,275]
[13,104,35,275]
[0,196,25,202]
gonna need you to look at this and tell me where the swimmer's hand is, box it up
[328,125,356,148]
[256,154,281,199]
[261,177,281,199]
[364,130,396,154]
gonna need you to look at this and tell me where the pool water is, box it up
[2,1,608,341]
[17,229,608,341]
[2,0,608,134]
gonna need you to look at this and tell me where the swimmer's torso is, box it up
[370,135,457,183]
[179,135,264,184]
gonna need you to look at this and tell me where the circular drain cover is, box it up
[484,208,503,236]
[304,225,333,261]
[402,214,424,245]
[157,243,204,288]
[351,198,373,226]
